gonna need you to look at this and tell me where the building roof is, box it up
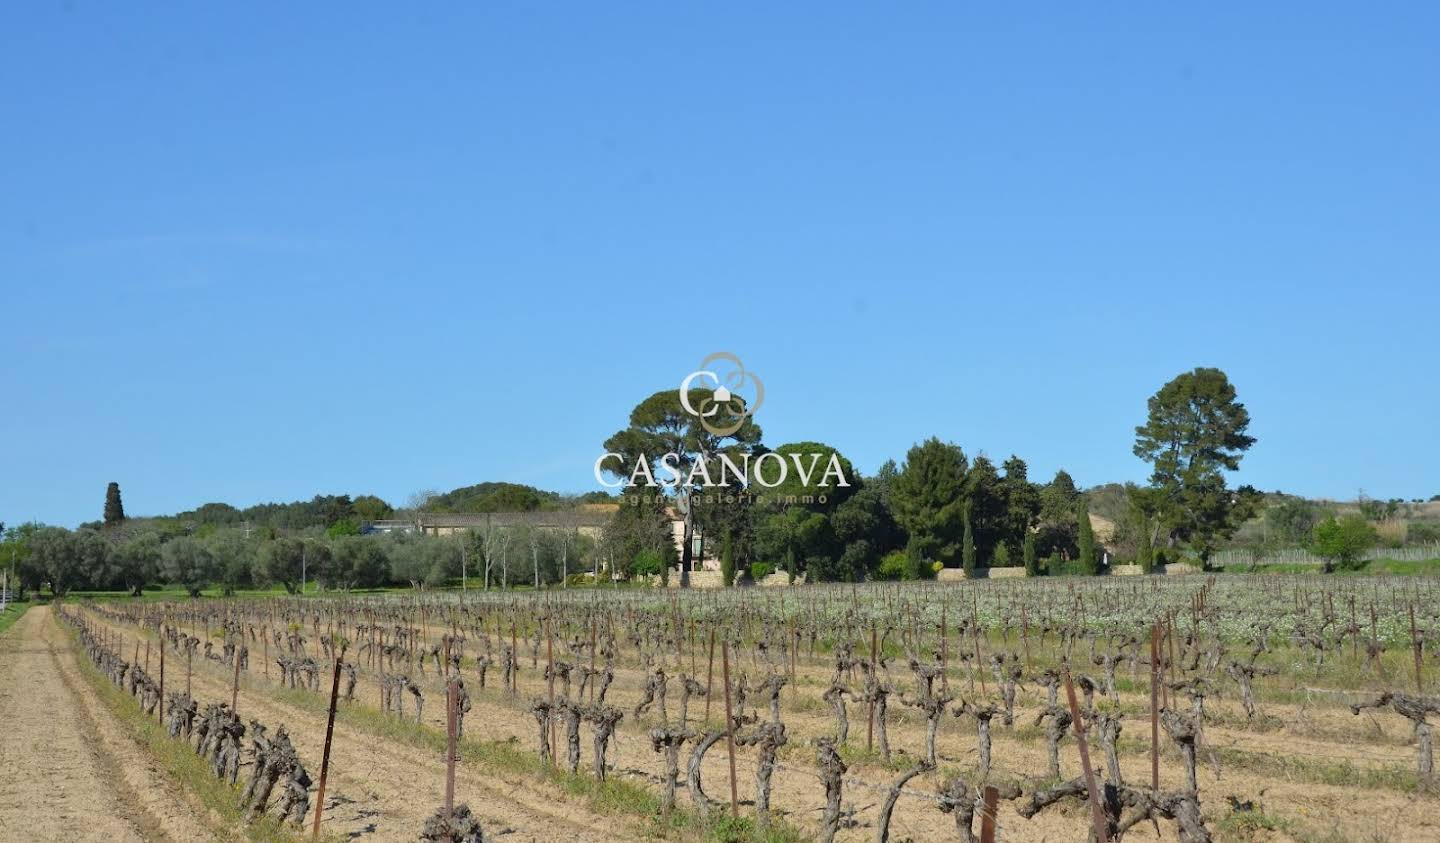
[416,509,613,530]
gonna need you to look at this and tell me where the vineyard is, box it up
[12,576,1440,842]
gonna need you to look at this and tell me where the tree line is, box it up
[0,516,599,599]
[9,366,1431,595]
[597,366,1266,585]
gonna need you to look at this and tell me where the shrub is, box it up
[631,550,663,580]
[1408,521,1440,544]
[874,551,912,581]
[1311,515,1377,573]
[750,562,774,582]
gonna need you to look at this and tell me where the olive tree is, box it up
[159,536,217,597]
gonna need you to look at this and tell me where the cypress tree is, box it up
[1077,500,1097,575]
[1023,530,1039,576]
[720,531,736,587]
[660,537,678,587]
[961,503,976,574]
[904,537,927,580]
[1138,523,1155,574]
[104,482,125,525]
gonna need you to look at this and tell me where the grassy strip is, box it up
[270,686,809,843]
[996,720,1428,795]
[1213,558,1440,576]
[0,602,29,636]
[66,624,329,843]
[1214,808,1299,840]
[1208,743,1426,793]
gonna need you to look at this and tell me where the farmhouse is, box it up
[365,502,721,573]
[413,505,614,539]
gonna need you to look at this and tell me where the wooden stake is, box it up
[1064,668,1110,843]
[979,784,1000,843]
[312,650,345,840]
[722,640,739,819]
[444,678,458,827]
[973,604,987,696]
[1150,623,1160,790]
[546,619,556,764]
[232,643,242,714]
[1410,603,1424,692]
[704,628,716,721]
[867,623,877,751]
[940,603,949,695]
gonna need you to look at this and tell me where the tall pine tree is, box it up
[104,482,125,525]
[1133,367,1259,566]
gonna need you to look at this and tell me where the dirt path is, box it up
[0,607,216,843]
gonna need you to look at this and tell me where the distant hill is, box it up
[422,482,560,513]
[95,482,613,533]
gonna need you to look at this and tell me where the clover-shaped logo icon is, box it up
[679,352,764,436]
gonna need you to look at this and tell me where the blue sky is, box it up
[3,4,1438,527]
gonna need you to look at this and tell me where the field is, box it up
[6,576,1440,842]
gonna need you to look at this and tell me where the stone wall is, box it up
[759,571,805,587]
[1156,563,1200,575]
[661,569,807,588]
[664,570,725,589]
[935,567,1028,581]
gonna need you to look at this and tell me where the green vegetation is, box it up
[10,366,1439,599]
[0,603,28,636]
[1131,367,1260,568]
[420,482,560,514]
[104,481,126,525]
[1311,514,1378,572]
[720,531,736,587]
[1076,499,1097,575]
[1215,557,1440,576]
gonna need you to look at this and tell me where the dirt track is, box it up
[0,607,215,842]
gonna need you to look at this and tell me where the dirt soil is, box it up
[0,607,217,842]
[69,606,1440,842]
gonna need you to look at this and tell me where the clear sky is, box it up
[3,3,1438,527]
